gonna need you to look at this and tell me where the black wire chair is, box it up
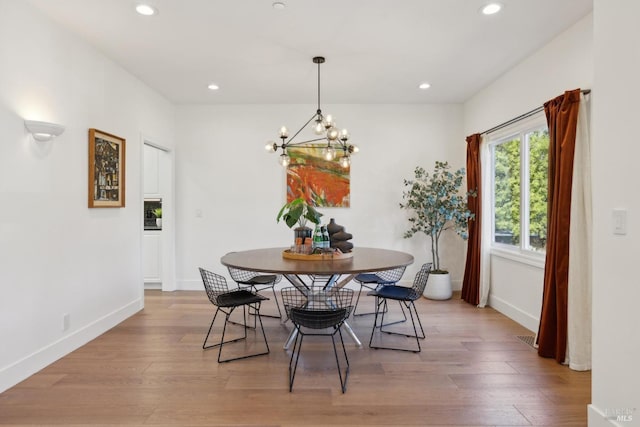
[227,266,283,319]
[368,263,432,353]
[199,267,270,363]
[281,287,354,393]
[352,266,407,316]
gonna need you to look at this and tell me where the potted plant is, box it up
[400,161,475,300]
[153,208,162,228]
[276,197,323,242]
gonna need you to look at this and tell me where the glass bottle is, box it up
[313,224,322,249]
[321,225,330,249]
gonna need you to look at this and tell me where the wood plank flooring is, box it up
[0,290,591,426]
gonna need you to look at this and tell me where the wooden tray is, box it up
[282,249,353,261]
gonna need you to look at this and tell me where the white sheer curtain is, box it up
[478,134,492,308]
[565,93,592,370]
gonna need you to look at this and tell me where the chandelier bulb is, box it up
[327,128,339,141]
[324,146,336,161]
[279,153,291,167]
[323,114,335,129]
[339,129,349,142]
[349,144,359,154]
[339,156,351,168]
[313,121,325,135]
[279,126,289,138]
[265,141,277,153]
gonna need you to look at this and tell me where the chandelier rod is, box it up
[287,57,326,145]
[286,112,317,145]
[316,57,322,113]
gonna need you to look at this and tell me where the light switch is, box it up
[613,209,627,235]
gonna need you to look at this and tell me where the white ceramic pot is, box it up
[156,218,162,228]
[423,272,452,300]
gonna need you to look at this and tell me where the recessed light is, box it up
[136,4,157,16]
[272,2,286,10]
[418,82,431,90]
[207,83,220,91]
[481,3,502,15]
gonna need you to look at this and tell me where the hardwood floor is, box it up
[0,290,591,426]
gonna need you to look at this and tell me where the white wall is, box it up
[0,1,175,392]
[488,254,545,332]
[463,13,593,331]
[175,104,465,289]
[589,1,640,425]
[464,13,593,134]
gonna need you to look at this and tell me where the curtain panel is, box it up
[461,133,482,305]
[566,93,592,370]
[478,136,492,308]
[536,88,581,362]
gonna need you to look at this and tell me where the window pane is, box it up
[528,129,549,251]
[493,138,521,246]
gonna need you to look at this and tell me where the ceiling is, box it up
[26,0,592,105]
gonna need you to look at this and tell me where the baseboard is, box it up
[0,298,142,393]
[487,294,539,332]
[589,404,633,426]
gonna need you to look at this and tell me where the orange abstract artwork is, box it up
[286,147,350,207]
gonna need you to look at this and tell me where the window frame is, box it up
[487,112,548,264]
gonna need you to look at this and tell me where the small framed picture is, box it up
[88,128,126,208]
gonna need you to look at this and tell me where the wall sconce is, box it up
[24,120,65,142]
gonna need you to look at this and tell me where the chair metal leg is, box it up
[353,284,378,316]
[376,298,407,327]
[270,289,283,319]
[203,307,247,350]
[203,303,270,363]
[227,302,258,329]
[288,327,304,392]
[288,326,350,393]
[409,301,426,340]
[369,297,425,353]
[352,284,370,316]
[202,308,220,349]
[252,303,271,358]
[353,286,398,319]
[332,327,350,393]
[244,284,282,319]
[219,302,270,363]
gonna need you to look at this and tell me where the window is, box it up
[490,118,549,253]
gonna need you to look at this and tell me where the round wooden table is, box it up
[221,247,414,347]
[220,247,414,275]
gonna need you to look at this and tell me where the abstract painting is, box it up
[286,146,350,207]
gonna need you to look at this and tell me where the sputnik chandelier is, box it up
[265,56,358,168]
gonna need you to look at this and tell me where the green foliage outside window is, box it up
[492,129,549,251]
[494,138,521,244]
[528,130,549,250]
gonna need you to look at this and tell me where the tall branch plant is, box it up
[400,161,476,273]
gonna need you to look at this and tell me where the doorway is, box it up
[142,140,175,291]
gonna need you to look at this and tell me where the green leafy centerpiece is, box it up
[277,197,323,244]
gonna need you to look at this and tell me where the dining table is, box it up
[220,247,414,348]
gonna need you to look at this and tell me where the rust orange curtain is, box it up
[461,134,482,305]
[537,89,581,362]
